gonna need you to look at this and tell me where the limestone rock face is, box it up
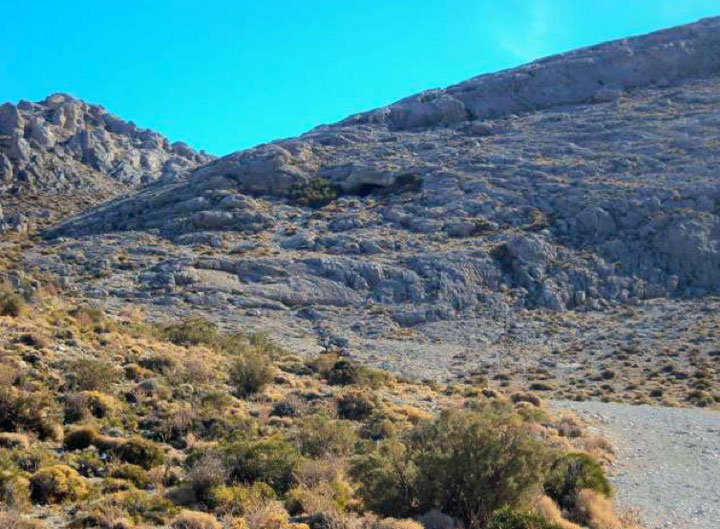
[191,143,317,196]
[0,93,212,195]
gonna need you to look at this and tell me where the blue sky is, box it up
[1,1,718,155]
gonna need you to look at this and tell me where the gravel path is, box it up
[551,401,720,529]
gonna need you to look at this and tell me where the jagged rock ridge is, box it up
[0,93,211,195]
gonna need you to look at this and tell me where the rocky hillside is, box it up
[0,93,211,232]
[15,18,720,402]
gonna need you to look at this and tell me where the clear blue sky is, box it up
[1,1,718,155]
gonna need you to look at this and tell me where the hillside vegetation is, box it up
[0,279,638,529]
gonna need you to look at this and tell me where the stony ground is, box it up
[552,400,720,529]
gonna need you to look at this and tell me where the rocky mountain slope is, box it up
[0,93,211,195]
[0,93,211,233]
[13,18,720,402]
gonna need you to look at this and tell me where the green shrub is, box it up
[0,288,24,317]
[0,387,61,440]
[172,510,222,529]
[325,359,393,388]
[327,358,360,385]
[0,471,31,510]
[289,414,358,458]
[111,437,164,469]
[107,489,178,523]
[485,507,563,529]
[229,348,273,397]
[65,391,119,422]
[360,412,398,440]
[138,353,177,374]
[351,410,550,528]
[72,306,115,333]
[306,352,340,377]
[66,357,118,391]
[29,465,89,504]
[162,317,219,346]
[247,333,286,359]
[206,482,275,516]
[222,438,301,494]
[543,453,611,511]
[350,439,416,518]
[188,453,226,503]
[64,426,99,451]
[291,177,338,208]
[108,464,150,488]
[337,390,375,420]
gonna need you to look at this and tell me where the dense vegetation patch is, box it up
[291,177,339,208]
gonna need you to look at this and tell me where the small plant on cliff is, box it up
[291,177,338,207]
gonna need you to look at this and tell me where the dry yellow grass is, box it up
[534,495,583,529]
[576,489,623,529]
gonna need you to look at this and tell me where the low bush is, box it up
[67,509,133,529]
[351,410,550,528]
[327,359,360,386]
[138,353,177,374]
[0,432,30,450]
[172,510,222,529]
[188,453,226,504]
[66,357,118,391]
[72,305,115,333]
[229,348,274,397]
[359,412,398,440]
[106,489,178,524]
[222,438,301,494]
[111,437,164,469]
[337,390,375,421]
[207,482,275,516]
[543,453,611,511]
[245,500,292,529]
[108,463,151,489]
[534,496,583,529]
[0,287,24,317]
[162,318,219,346]
[286,477,351,516]
[17,332,51,350]
[289,414,358,458]
[94,434,128,453]
[485,507,564,529]
[271,397,305,418]
[29,465,89,504]
[65,390,119,421]
[0,387,62,440]
[0,471,31,510]
[573,489,621,529]
[291,177,338,208]
[63,426,98,450]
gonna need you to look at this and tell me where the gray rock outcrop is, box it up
[0,93,212,195]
